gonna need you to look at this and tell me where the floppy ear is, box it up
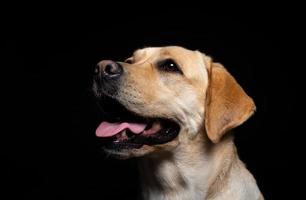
[204,61,256,143]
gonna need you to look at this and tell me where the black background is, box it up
[2,5,294,200]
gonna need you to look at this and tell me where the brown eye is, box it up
[157,59,182,74]
[125,58,133,64]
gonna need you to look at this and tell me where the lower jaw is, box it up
[105,141,143,149]
[102,138,180,159]
[102,147,135,159]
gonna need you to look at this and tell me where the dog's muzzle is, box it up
[92,60,180,151]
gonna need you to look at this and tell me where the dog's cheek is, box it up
[118,84,172,117]
[172,88,205,133]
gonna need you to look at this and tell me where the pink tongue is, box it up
[96,121,147,137]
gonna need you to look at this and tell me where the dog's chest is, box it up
[140,159,209,200]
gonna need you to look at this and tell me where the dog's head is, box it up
[93,46,255,159]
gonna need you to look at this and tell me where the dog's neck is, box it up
[138,132,237,200]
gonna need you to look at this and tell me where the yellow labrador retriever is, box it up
[93,46,263,200]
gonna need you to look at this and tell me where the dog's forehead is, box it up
[134,46,196,59]
[132,46,208,81]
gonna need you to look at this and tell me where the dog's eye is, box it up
[157,59,182,74]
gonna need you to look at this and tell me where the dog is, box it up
[93,46,263,200]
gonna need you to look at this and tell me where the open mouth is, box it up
[95,96,180,149]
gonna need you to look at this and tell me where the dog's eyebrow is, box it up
[160,49,172,56]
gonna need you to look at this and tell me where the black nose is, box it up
[95,60,123,79]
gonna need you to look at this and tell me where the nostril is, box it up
[103,62,123,77]
[104,64,115,75]
[94,65,100,75]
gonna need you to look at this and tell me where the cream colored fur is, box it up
[102,46,263,199]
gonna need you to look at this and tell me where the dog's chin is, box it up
[96,96,181,158]
[102,138,180,159]
[102,145,157,159]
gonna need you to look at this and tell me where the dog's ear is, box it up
[204,60,256,143]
